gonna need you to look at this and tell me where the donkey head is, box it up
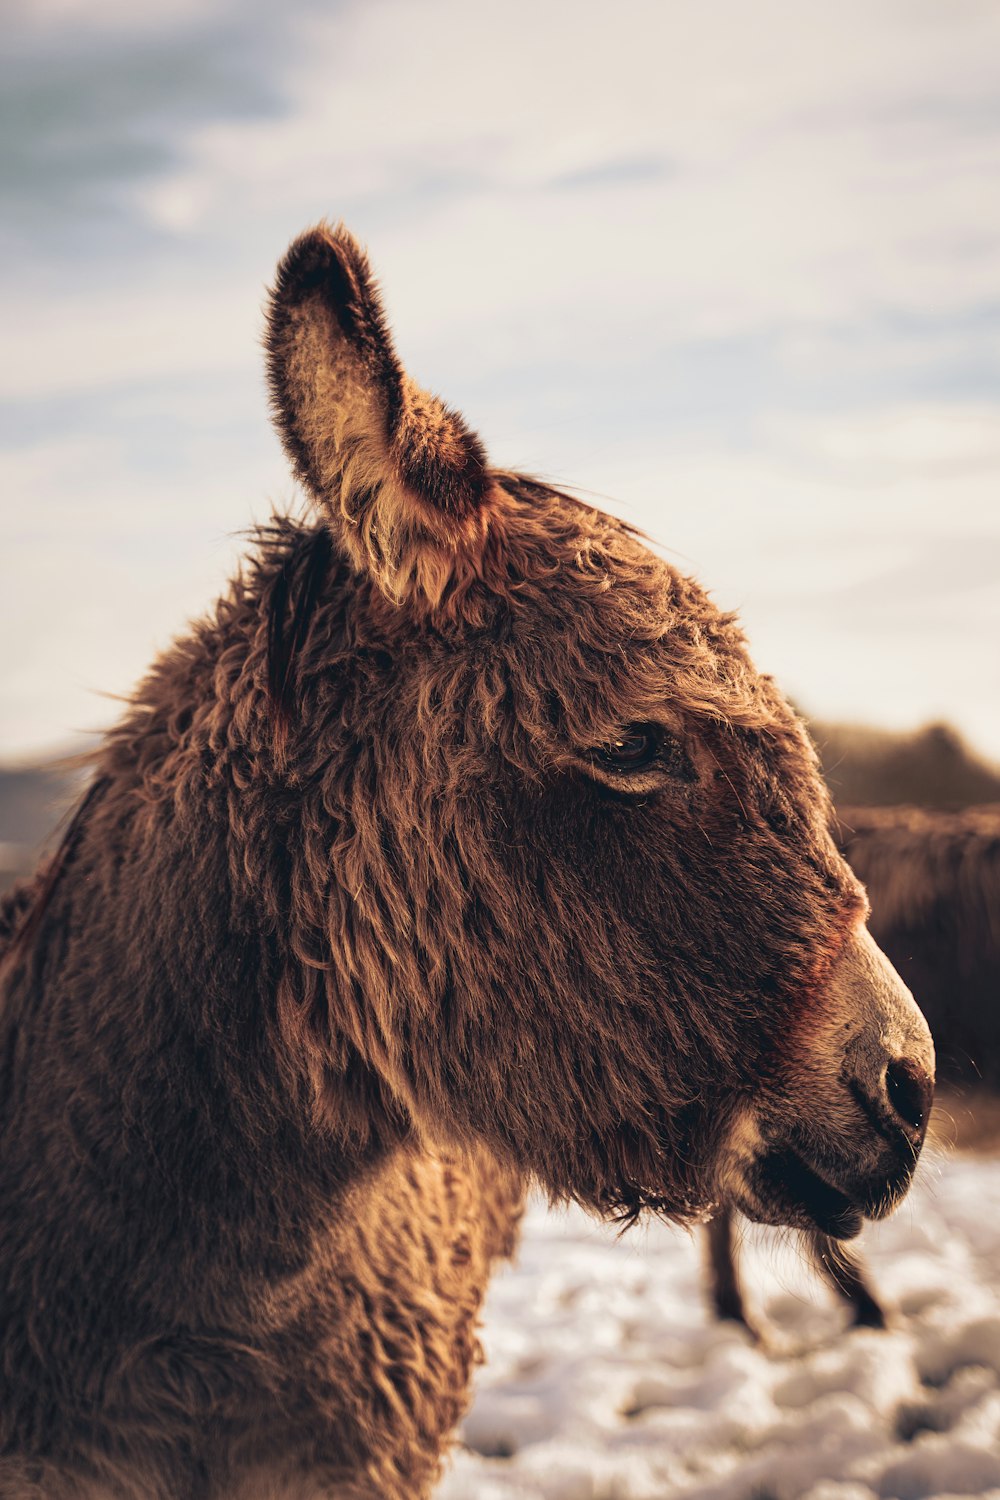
[263,224,933,1238]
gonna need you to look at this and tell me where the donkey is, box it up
[0,224,934,1500]
[703,801,1000,1339]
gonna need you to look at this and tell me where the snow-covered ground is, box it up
[440,1147,1000,1500]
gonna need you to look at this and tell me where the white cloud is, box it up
[763,403,1000,479]
[8,0,230,37]
[9,0,1000,387]
[0,281,256,401]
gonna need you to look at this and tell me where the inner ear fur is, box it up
[266,222,496,606]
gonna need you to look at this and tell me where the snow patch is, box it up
[441,1157,1000,1500]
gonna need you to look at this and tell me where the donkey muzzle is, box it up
[720,925,935,1239]
[830,923,935,1161]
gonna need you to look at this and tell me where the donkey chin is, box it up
[717,923,936,1241]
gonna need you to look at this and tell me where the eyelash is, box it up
[588,724,696,784]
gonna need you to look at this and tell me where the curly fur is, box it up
[0,225,918,1499]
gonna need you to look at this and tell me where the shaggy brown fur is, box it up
[705,802,1000,1335]
[0,224,932,1499]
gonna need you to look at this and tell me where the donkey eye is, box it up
[592,724,662,773]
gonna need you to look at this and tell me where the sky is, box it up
[2,0,1000,760]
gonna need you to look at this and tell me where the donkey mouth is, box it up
[745,1148,866,1239]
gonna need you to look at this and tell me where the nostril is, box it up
[885,1058,934,1133]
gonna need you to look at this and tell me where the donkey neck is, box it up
[0,763,412,1328]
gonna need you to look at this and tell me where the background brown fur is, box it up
[840,804,1000,1091]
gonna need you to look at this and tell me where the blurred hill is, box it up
[811,720,1000,810]
[0,757,84,887]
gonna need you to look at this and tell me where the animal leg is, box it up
[703,1208,761,1338]
[807,1231,886,1329]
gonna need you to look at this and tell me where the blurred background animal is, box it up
[843,804,1000,1094]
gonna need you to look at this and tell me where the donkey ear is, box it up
[266,222,495,606]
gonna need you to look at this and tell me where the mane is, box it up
[1,518,337,982]
[263,521,334,740]
[0,879,38,952]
